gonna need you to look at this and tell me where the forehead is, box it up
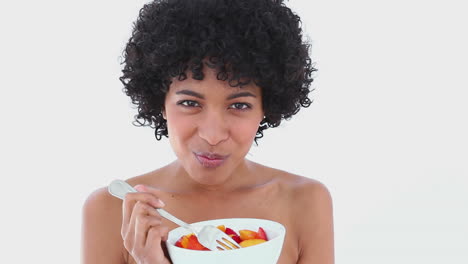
[169,68,262,96]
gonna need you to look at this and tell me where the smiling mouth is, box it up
[193,152,229,168]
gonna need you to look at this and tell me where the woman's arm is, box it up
[81,187,127,264]
[295,180,334,264]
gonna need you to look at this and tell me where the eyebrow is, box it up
[175,89,257,100]
[227,92,257,100]
[175,90,204,99]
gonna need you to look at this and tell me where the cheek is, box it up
[229,118,260,143]
[167,115,196,148]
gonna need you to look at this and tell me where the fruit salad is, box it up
[174,225,268,250]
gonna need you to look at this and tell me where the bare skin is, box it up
[81,68,334,263]
[82,161,333,264]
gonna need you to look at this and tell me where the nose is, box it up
[197,111,230,146]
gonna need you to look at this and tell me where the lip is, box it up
[193,152,229,168]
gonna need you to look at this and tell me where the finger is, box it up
[135,184,164,203]
[145,225,170,250]
[135,215,164,248]
[131,202,163,246]
[134,200,162,218]
[123,201,161,247]
[144,229,167,264]
[122,190,165,228]
[135,184,165,208]
[134,185,166,207]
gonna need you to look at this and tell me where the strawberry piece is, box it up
[224,227,238,236]
[255,227,268,240]
[175,239,183,248]
[228,234,242,243]
[175,234,190,248]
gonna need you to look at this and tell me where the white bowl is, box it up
[166,218,286,264]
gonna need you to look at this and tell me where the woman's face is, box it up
[163,68,264,186]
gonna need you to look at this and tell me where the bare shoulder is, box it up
[286,175,334,264]
[289,175,333,208]
[83,186,123,218]
[81,167,168,264]
[82,167,166,221]
[285,174,333,234]
[81,186,126,263]
[262,166,334,264]
[262,165,332,202]
[292,177,334,264]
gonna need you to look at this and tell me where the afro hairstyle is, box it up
[120,0,316,143]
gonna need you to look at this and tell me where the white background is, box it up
[1,0,467,263]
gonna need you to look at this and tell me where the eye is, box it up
[177,100,200,108]
[229,103,251,110]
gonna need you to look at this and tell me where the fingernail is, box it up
[150,198,165,208]
[134,185,145,192]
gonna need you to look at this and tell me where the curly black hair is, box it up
[120,0,316,143]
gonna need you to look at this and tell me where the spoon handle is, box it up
[108,179,195,232]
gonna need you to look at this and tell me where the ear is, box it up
[162,109,167,120]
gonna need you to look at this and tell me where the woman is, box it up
[81,0,334,263]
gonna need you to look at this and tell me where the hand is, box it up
[121,184,171,264]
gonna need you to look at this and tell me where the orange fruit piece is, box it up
[239,239,267,248]
[186,234,210,250]
[217,225,226,232]
[239,229,258,241]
